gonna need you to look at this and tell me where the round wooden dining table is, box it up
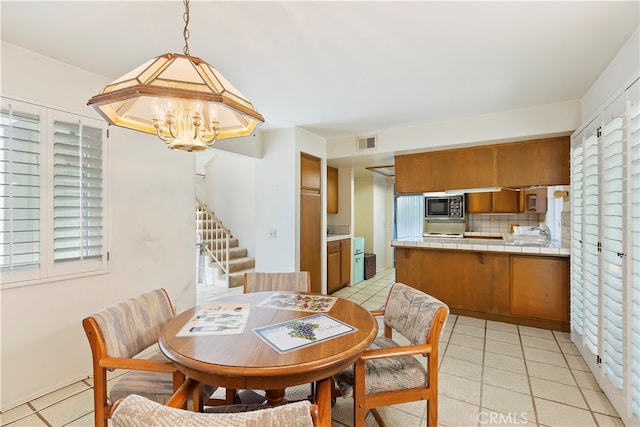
[158,291,378,425]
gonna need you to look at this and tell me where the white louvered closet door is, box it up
[570,136,584,336]
[628,79,640,421]
[582,129,600,358]
[600,94,626,392]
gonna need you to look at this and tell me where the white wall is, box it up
[354,176,374,252]
[1,43,196,411]
[327,168,353,229]
[580,28,640,125]
[254,129,297,272]
[372,174,389,270]
[199,150,257,258]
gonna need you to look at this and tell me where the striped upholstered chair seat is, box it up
[111,394,317,427]
[333,283,449,427]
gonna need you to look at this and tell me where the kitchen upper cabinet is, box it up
[466,189,521,213]
[395,146,496,193]
[496,137,570,188]
[327,166,338,213]
[395,137,570,194]
[301,153,321,192]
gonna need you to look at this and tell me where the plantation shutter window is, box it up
[1,96,109,287]
[52,118,104,264]
[0,102,42,274]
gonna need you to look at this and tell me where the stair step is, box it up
[227,257,255,274]
[206,247,247,262]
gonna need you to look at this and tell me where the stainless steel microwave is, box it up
[424,195,465,219]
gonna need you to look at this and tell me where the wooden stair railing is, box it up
[196,198,231,286]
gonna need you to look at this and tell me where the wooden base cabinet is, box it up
[327,238,351,294]
[394,247,570,331]
[511,256,569,323]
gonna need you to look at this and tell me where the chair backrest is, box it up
[111,394,317,427]
[383,282,449,345]
[83,288,174,359]
[243,271,311,293]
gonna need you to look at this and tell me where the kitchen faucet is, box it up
[530,223,551,243]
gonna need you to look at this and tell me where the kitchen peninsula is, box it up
[391,236,570,331]
[393,137,571,331]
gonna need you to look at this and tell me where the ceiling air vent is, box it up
[356,136,377,151]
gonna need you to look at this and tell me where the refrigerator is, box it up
[353,237,365,284]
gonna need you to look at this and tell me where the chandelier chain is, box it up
[182,0,190,56]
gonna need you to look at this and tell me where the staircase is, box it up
[196,199,254,288]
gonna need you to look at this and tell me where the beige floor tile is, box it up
[530,377,587,408]
[572,370,601,391]
[481,384,535,421]
[477,409,537,426]
[439,395,480,427]
[456,316,486,328]
[449,333,485,350]
[592,412,625,426]
[64,412,94,427]
[565,353,591,372]
[581,389,620,417]
[483,366,530,394]
[3,414,47,427]
[37,388,94,426]
[553,330,572,342]
[558,340,580,355]
[526,360,576,386]
[521,335,560,352]
[486,320,519,333]
[453,323,486,338]
[29,381,92,411]
[0,404,35,426]
[484,352,527,375]
[439,373,481,405]
[485,329,520,345]
[445,343,484,365]
[519,325,554,339]
[485,339,523,358]
[523,347,567,367]
[535,397,597,426]
[440,357,483,382]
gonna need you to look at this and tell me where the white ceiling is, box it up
[1,1,638,168]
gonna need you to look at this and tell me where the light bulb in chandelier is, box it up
[152,103,221,152]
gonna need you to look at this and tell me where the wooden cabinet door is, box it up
[327,166,338,213]
[492,189,520,213]
[395,248,510,315]
[327,241,341,293]
[301,153,321,192]
[496,137,570,187]
[300,191,321,293]
[339,239,351,286]
[396,146,496,193]
[511,256,569,322]
[466,192,492,213]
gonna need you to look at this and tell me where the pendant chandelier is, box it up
[87,0,264,152]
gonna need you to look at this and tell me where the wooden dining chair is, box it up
[332,282,449,427]
[82,289,221,427]
[243,271,311,293]
[110,378,321,427]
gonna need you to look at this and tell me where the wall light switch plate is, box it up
[269,228,277,238]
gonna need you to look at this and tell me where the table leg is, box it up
[314,378,332,427]
[264,388,286,406]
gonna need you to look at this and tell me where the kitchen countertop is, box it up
[391,236,570,256]
[327,234,351,242]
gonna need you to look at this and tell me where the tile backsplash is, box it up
[467,213,542,235]
[327,224,351,235]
